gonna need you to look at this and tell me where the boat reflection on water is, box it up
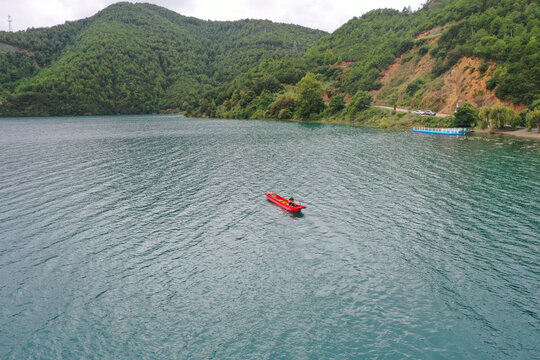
[289,210,304,218]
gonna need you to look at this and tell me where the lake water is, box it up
[1,115,539,359]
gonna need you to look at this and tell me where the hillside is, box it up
[1,0,539,122]
[0,2,326,116]
[195,0,539,125]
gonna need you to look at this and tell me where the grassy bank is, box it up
[310,107,453,129]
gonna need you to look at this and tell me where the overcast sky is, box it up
[2,0,426,33]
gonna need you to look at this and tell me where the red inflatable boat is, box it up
[265,192,307,212]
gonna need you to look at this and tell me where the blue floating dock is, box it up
[411,127,468,135]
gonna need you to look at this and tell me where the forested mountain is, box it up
[0,2,325,116]
[1,0,539,123]
[195,0,539,125]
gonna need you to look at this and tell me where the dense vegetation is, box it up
[0,2,325,116]
[194,0,539,125]
[1,0,539,123]
[429,0,540,104]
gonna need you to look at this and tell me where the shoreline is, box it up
[262,116,540,141]
[214,104,540,140]
[3,111,540,140]
[472,128,540,140]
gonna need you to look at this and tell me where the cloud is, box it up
[4,0,113,31]
[2,0,426,32]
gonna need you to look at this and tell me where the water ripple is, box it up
[0,117,539,359]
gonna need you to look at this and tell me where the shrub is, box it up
[329,95,346,113]
[397,40,415,54]
[401,55,413,63]
[485,77,498,90]
[278,108,292,119]
[418,46,429,56]
[430,47,445,59]
[406,79,424,96]
[433,60,451,76]
[478,62,489,74]
[270,95,295,116]
[415,38,427,47]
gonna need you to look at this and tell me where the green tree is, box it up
[478,106,491,129]
[525,110,540,132]
[347,90,373,114]
[491,104,518,129]
[295,73,325,119]
[453,102,478,127]
[478,104,516,130]
[528,99,540,111]
[323,49,337,65]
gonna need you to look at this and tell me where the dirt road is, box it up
[373,105,451,118]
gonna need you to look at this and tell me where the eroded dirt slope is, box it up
[371,28,525,114]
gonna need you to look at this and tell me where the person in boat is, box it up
[288,197,295,206]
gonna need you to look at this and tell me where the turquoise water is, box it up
[1,115,539,359]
